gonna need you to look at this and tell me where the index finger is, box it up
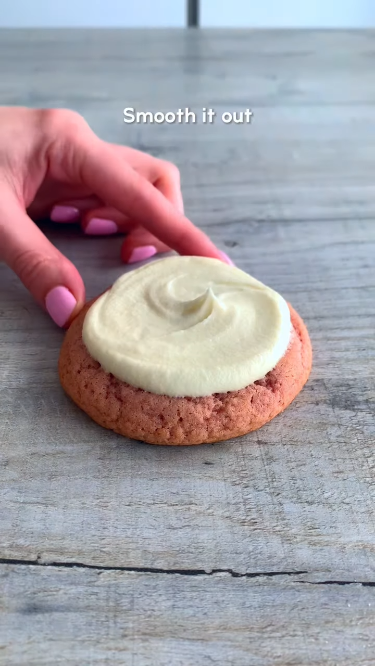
[49,120,224,260]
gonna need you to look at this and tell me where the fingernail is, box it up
[85,218,118,235]
[50,206,80,222]
[219,251,235,266]
[127,246,157,264]
[45,286,77,327]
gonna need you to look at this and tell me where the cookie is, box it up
[59,300,312,445]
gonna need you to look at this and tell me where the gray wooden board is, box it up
[0,28,375,665]
[2,565,375,666]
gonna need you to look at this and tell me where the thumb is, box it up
[0,194,85,327]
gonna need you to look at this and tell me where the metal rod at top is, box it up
[187,0,199,27]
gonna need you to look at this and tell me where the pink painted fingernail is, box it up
[219,251,235,266]
[45,286,77,327]
[50,206,80,222]
[85,218,118,235]
[127,245,157,264]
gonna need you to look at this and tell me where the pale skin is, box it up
[0,107,232,327]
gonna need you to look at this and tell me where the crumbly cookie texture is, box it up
[59,301,312,446]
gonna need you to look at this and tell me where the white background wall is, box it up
[0,0,185,27]
[202,0,375,28]
[1,0,375,28]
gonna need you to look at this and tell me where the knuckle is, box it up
[12,248,54,287]
[39,109,93,181]
[38,108,86,135]
[63,111,89,142]
[38,109,90,152]
[159,160,180,182]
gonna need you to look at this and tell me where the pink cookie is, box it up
[59,300,312,445]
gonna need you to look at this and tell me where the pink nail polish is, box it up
[219,251,235,266]
[45,286,77,327]
[85,218,118,235]
[127,246,157,264]
[50,206,80,223]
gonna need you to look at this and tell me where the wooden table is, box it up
[0,29,374,665]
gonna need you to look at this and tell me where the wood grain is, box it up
[2,564,375,666]
[0,28,374,665]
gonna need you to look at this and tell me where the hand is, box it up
[0,107,231,327]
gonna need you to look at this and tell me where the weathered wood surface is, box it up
[0,29,374,665]
[2,565,375,666]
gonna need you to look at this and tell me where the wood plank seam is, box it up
[2,558,375,586]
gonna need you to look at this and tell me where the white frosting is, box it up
[82,256,291,397]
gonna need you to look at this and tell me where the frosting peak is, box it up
[82,256,291,397]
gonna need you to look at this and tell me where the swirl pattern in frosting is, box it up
[82,256,291,397]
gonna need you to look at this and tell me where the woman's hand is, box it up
[0,107,230,326]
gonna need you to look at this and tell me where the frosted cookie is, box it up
[59,256,312,445]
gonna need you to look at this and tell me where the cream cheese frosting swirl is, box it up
[82,256,291,397]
